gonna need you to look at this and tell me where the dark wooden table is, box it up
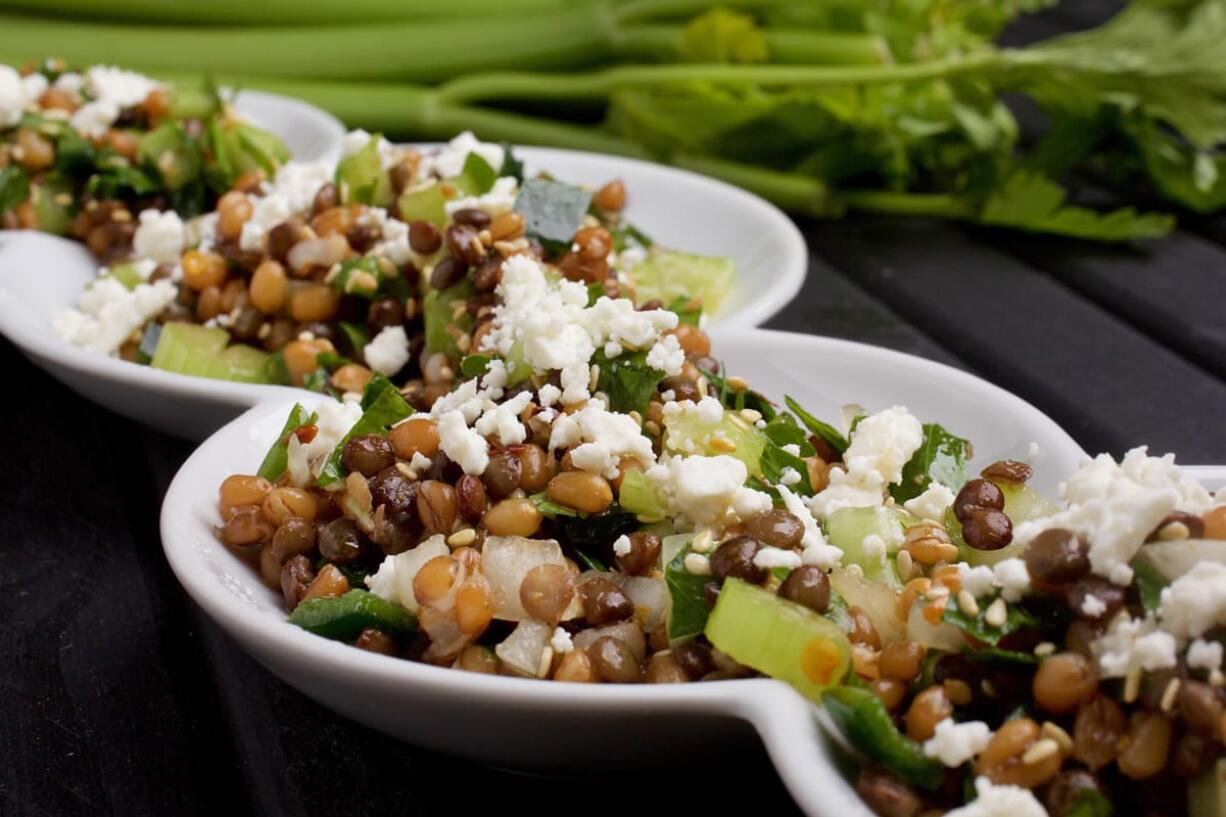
[4,7,1226,817]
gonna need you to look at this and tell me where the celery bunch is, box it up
[4,0,1226,239]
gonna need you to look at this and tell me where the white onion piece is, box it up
[287,233,350,273]
[830,566,905,644]
[483,536,573,621]
[1139,539,1226,581]
[906,604,965,652]
[572,621,646,662]
[622,576,668,633]
[364,535,448,614]
[496,620,553,677]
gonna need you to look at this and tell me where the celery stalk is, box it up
[705,578,850,700]
[618,468,667,522]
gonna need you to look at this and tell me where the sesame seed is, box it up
[477,229,493,246]
[1124,666,1142,703]
[726,376,749,392]
[1034,642,1056,658]
[1022,738,1060,766]
[53,192,72,206]
[739,409,762,423]
[447,528,477,548]
[110,209,132,222]
[1161,677,1181,713]
[896,549,913,579]
[684,553,711,576]
[440,366,455,381]
[957,590,980,617]
[985,598,1007,628]
[394,462,418,481]
[1041,721,1073,755]
[709,436,737,453]
[845,563,864,580]
[1212,669,1226,688]
[537,646,554,678]
[691,529,715,553]
[644,420,660,436]
[1158,520,1191,541]
[456,333,471,353]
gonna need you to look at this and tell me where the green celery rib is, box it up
[0,9,613,82]
[614,24,892,65]
[0,0,572,24]
[613,0,795,24]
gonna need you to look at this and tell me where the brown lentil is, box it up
[1024,528,1089,589]
[960,506,1013,551]
[745,509,806,548]
[1034,653,1098,714]
[579,577,634,625]
[482,498,542,537]
[417,480,458,535]
[520,564,575,624]
[905,686,952,742]
[455,475,488,522]
[614,531,662,576]
[954,478,1005,522]
[708,535,767,584]
[355,628,398,656]
[546,471,613,514]
[855,769,922,817]
[880,642,926,682]
[280,555,315,610]
[588,635,641,683]
[645,652,688,683]
[777,565,831,613]
[1073,696,1128,770]
[341,434,396,477]
[1117,713,1172,779]
[389,417,440,460]
[318,518,367,565]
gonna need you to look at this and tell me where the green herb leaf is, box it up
[317,377,413,486]
[942,595,1039,646]
[499,143,525,183]
[979,171,1173,241]
[513,177,591,245]
[555,511,639,553]
[700,364,778,421]
[257,403,316,482]
[457,151,497,195]
[1132,558,1169,615]
[593,349,665,414]
[288,589,416,641]
[424,279,476,356]
[336,133,392,206]
[459,354,492,379]
[339,322,369,358]
[0,165,30,213]
[528,491,579,518]
[824,686,944,791]
[666,296,702,326]
[1064,788,1113,817]
[665,544,711,642]
[760,417,815,494]
[892,423,969,504]
[784,396,848,454]
[138,122,202,192]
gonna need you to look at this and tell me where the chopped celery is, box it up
[628,248,735,316]
[150,323,273,383]
[29,175,73,235]
[452,151,497,195]
[138,122,201,191]
[107,262,144,290]
[257,403,315,481]
[705,578,850,699]
[504,341,532,386]
[663,407,765,476]
[397,181,447,227]
[336,134,392,207]
[288,589,416,641]
[618,468,667,522]
[824,506,904,587]
[423,279,476,356]
[1189,758,1226,817]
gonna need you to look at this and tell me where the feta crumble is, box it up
[612,535,632,558]
[992,558,1031,602]
[550,627,574,654]
[1092,613,1177,678]
[419,131,504,180]
[1158,561,1226,640]
[437,409,490,476]
[0,65,48,127]
[904,482,955,522]
[923,718,992,767]
[474,390,532,447]
[364,326,410,376]
[753,547,803,570]
[52,277,176,354]
[548,401,656,479]
[132,209,185,265]
[807,406,923,519]
[1188,639,1224,672]
[945,777,1046,817]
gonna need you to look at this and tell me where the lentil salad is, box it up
[211,245,1226,816]
[48,126,735,393]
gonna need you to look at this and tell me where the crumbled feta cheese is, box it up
[904,482,956,522]
[475,391,532,447]
[732,486,774,519]
[1188,639,1224,672]
[1158,561,1226,640]
[771,483,841,569]
[1015,447,1212,585]
[430,379,483,422]
[781,443,801,457]
[1081,594,1107,618]
[612,535,632,558]
[239,161,333,252]
[992,558,1031,602]
[436,409,490,475]
[132,209,185,265]
[364,325,410,376]
[365,535,449,613]
[70,100,120,137]
[444,176,518,216]
[753,546,802,570]
[538,383,561,408]
[659,455,750,527]
[84,65,160,108]
[419,131,504,180]
[779,467,802,487]
[550,627,574,654]
[957,563,997,598]
[0,65,47,127]
[284,399,363,486]
[1092,614,1178,678]
[807,406,923,519]
[945,777,1046,817]
[549,402,655,479]
[407,451,433,477]
[52,277,177,354]
[645,332,684,376]
[923,719,992,768]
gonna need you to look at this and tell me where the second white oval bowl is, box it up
[160,327,1084,817]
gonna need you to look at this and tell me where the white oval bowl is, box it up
[160,327,1085,817]
[0,147,804,439]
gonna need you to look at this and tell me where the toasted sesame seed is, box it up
[710,436,737,453]
[477,229,493,247]
[53,192,72,206]
[110,209,132,222]
[896,549,913,579]
[691,529,715,553]
[957,590,980,617]
[447,528,477,548]
[1158,520,1191,541]
[628,410,643,426]
[726,376,749,392]
[1034,642,1056,658]
[740,408,762,423]
[1041,721,1073,755]
[643,420,660,436]
[845,563,864,580]
[985,598,1007,628]
[537,645,554,678]
[394,462,418,481]
[1212,669,1226,688]
[1161,678,1182,713]
[456,333,471,353]
[1022,738,1059,766]
[684,553,711,576]
[1124,666,1142,703]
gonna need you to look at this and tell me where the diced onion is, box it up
[495,619,553,677]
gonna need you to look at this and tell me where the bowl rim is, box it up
[159,326,1085,712]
